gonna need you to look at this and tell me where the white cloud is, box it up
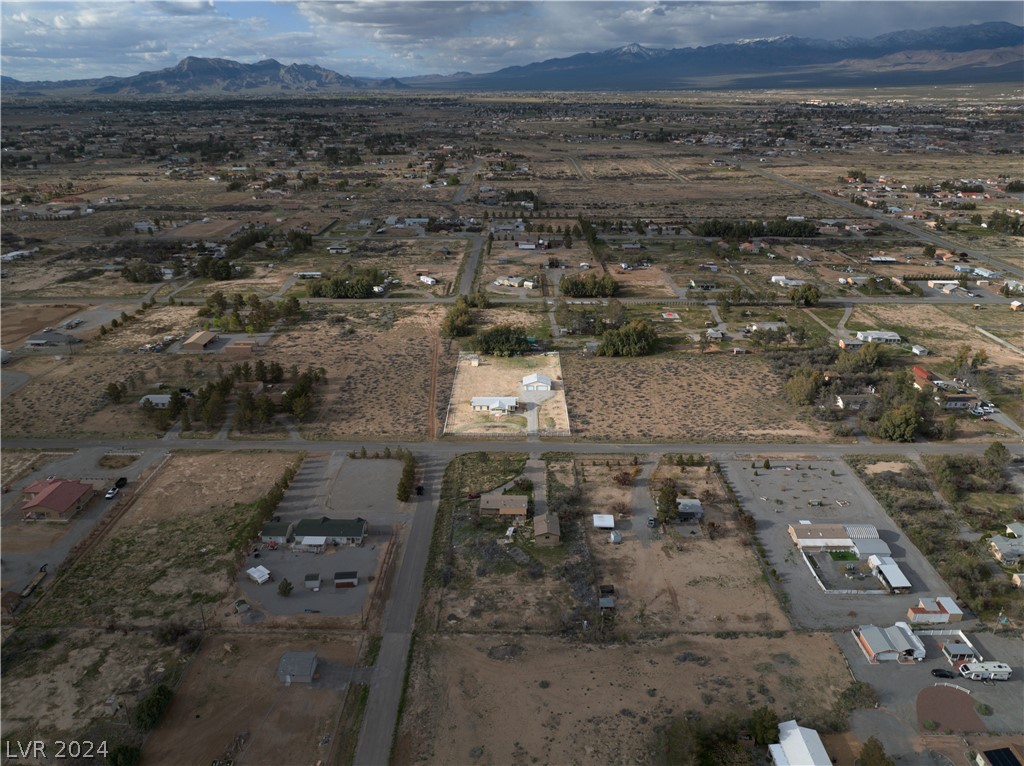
[1,1,1020,81]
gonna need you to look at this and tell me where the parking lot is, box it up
[721,457,953,630]
[237,454,408,617]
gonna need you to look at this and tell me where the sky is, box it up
[2,1,1021,81]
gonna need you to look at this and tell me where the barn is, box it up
[182,330,217,351]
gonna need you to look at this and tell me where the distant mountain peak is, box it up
[609,42,661,60]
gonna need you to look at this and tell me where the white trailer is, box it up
[959,661,1012,681]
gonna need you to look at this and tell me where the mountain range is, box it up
[2,21,1020,95]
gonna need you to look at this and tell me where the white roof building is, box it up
[856,330,902,343]
[769,720,831,766]
[592,514,615,529]
[868,555,912,592]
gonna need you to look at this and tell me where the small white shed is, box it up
[247,565,271,585]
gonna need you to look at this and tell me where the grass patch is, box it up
[829,550,858,561]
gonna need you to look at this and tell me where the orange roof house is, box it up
[21,478,95,520]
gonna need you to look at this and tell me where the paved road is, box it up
[457,234,484,296]
[353,454,446,766]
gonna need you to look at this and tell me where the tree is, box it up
[858,736,896,766]
[877,404,920,442]
[134,684,173,730]
[278,578,293,597]
[657,481,677,523]
[749,706,779,746]
[397,451,416,501]
[984,441,1011,470]
[787,284,821,307]
[563,230,572,248]
[763,458,771,470]
[106,381,125,404]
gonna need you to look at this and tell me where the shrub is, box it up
[134,684,173,730]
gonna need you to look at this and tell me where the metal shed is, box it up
[277,651,318,684]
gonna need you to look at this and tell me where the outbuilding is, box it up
[907,597,963,624]
[533,513,560,546]
[182,330,217,351]
[675,497,704,521]
[853,622,926,663]
[304,573,321,591]
[277,651,318,684]
[334,571,358,588]
[479,492,529,519]
[522,373,552,391]
[592,514,615,530]
[247,565,271,585]
[769,720,831,766]
[139,394,172,409]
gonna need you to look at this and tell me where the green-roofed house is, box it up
[293,516,368,549]
[260,521,294,545]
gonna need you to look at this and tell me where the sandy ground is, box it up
[445,353,569,435]
[563,352,828,442]
[0,629,179,743]
[284,307,444,440]
[396,632,849,766]
[144,633,360,766]
[1,262,155,298]
[606,263,677,298]
[587,462,788,634]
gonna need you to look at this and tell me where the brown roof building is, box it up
[479,491,529,518]
[21,478,95,520]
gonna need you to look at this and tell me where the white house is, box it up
[522,373,552,391]
[769,720,830,766]
[471,396,519,413]
[856,330,901,344]
[419,275,437,285]
[139,394,172,408]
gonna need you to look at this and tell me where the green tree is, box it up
[749,706,779,746]
[134,684,173,730]
[397,451,416,502]
[787,283,821,307]
[657,481,677,523]
[984,441,1011,470]
[106,381,125,404]
[858,736,896,766]
[278,578,293,597]
[878,404,920,442]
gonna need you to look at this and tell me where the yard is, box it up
[444,352,569,436]
[143,633,360,766]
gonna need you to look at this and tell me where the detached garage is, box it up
[334,571,358,588]
[182,330,217,351]
[277,651,318,684]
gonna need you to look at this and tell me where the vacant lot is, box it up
[396,632,849,766]
[563,353,827,442]
[23,451,299,629]
[144,633,359,766]
[0,628,180,748]
[276,306,444,440]
[445,353,569,435]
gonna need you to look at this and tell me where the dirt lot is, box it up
[396,631,850,766]
[563,352,828,442]
[605,263,677,298]
[24,451,300,629]
[0,304,87,346]
[281,306,444,440]
[445,353,569,435]
[164,218,242,239]
[144,633,360,766]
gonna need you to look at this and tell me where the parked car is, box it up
[114,477,128,488]
[931,668,956,679]
[104,487,119,499]
[647,516,656,528]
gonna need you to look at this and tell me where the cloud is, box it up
[1,1,1020,81]
[149,1,217,15]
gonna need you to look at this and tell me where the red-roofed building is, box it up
[21,478,95,520]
